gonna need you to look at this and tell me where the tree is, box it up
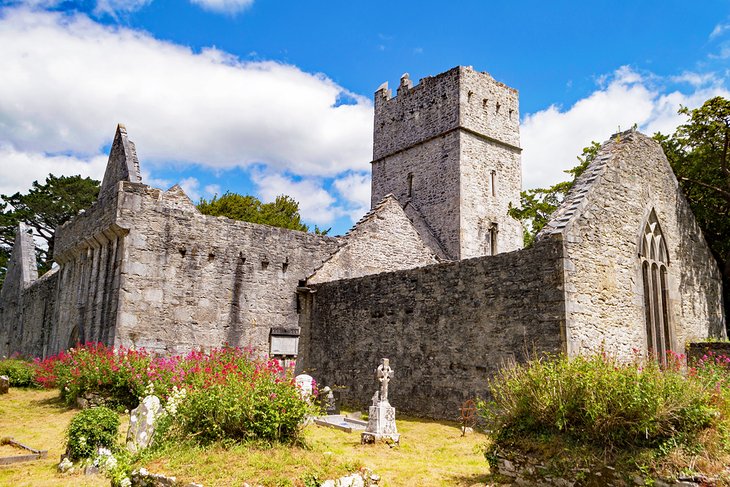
[197,192,328,234]
[508,142,601,247]
[0,175,100,288]
[655,96,730,321]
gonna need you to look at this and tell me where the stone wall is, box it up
[113,182,340,355]
[540,131,726,359]
[459,131,522,258]
[299,238,566,419]
[371,132,461,260]
[48,186,127,356]
[308,195,439,284]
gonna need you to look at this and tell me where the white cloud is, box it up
[670,71,718,87]
[710,22,730,40]
[251,171,338,226]
[6,0,152,16]
[204,184,221,197]
[520,66,730,189]
[0,7,373,197]
[333,172,371,221]
[0,143,106,197]
[189,0,253,14]
[94,0,152,17]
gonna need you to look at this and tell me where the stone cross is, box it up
[377,358,393,403]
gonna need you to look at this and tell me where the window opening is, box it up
[488,223,498,256]
[407,173,414,198]
[490,170,496,197]
[639,209,672,365]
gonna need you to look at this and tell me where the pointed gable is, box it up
[99,124,142,200]
[0,223,38,300]
[308,194,439,284]
[162,184,200,213]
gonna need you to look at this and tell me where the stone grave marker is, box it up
[361,358,400,444]
[295,374,314,400]
[127,395,162,454]
[0,375,9,394]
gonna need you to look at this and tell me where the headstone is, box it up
[295,374,314,400]
[126,395,162,454]
[320,386,339,415]
[0,375,9,394]
[361,358,400,445]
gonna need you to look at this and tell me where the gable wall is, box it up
[308,197,438,284]
[554,133,725,359]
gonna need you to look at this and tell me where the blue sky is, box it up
[1,1,730,235]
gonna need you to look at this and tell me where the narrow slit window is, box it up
[488,223,498,256]
[407,173,414,198]
[490,170,496,197]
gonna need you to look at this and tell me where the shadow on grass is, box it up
[31,392,74,411]
[447,472,492,485]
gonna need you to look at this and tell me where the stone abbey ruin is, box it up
[0,66,726,418]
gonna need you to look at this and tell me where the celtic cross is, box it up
[377,358,393,403]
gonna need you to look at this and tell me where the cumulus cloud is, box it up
[333,172,371,221]
[189,0,254,14]
[520,66,730,189]
[0,8,373,185]
[0,144,106,196]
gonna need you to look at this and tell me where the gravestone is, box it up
[320,386,339,415]
[361,358,400,444]
[0,375,9,394]
[295,374,314,400]
[127,395,162,454]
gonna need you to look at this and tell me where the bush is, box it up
[0,358,37,387]
[479,351,726,450]
[38,344,313,445]
[172,358,314,444]
[66,406,121,461]
[35,343,150,408]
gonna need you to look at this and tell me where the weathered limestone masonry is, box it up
[0,224,58,358]
[371,66,523,260]
[298,238,566,418]
[539,130,726,359]
[307,195,439,284]
[115,182,339,353]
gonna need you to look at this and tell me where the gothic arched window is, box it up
[639,210,672,363]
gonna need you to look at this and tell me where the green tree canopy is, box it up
[655,96,730,320]
[0,174,100,288]
[197,192,329,234]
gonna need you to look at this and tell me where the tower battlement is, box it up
[373,66,520,161]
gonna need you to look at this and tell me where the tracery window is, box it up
[639,210,672,364]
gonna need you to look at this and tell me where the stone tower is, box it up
[370,66,523,260]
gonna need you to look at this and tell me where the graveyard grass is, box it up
[0,388,491,487]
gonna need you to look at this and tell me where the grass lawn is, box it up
[1,389,491,486]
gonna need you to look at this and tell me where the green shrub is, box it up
[66,406,121,461]
[0,358,37,387]
[172,359,314,444]
[479,352,725,450]
[36,343,150,408]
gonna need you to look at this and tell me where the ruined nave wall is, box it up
[113,183,340,355]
